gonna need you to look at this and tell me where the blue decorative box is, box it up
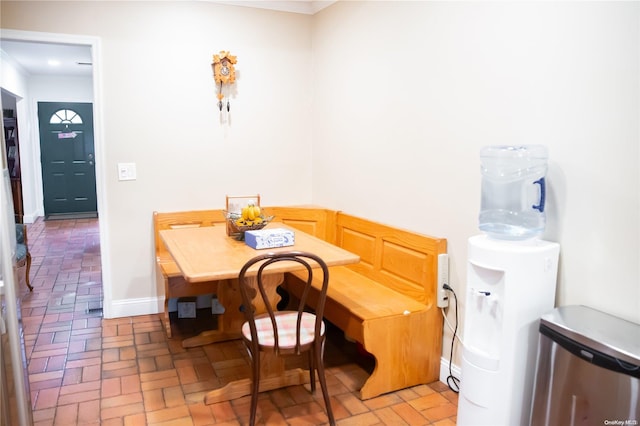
[244,228,295,250]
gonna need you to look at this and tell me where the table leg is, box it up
[204,351,310,404]
[181,274,284,348]
[181,278,243,347]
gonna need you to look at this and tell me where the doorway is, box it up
[0,30,112,317]
[37,102,98,219]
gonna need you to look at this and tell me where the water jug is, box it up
[479,145,548,240]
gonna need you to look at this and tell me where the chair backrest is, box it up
[238,251,329,355]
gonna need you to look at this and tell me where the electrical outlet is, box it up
[437,253,449,308]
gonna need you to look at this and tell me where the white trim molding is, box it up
[440,356,462,386]
[0,29,112,318]
[110,297,164,319]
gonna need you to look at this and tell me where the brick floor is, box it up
[19,217,458,425]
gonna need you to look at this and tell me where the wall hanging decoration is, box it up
[212,51,237,112]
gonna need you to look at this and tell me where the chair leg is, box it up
[25,252,33,292]
[249,349,260,426]
[315,339,335,426]
[308,351,316,393]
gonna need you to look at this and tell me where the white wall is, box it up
[312,1,639,364]
[0,50,27,99]
[0,50,33,220]
[2,1,639,369]
[1,1,314,316]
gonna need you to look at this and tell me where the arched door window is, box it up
[49,109,83,124]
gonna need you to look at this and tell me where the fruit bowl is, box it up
[225,211,274,240]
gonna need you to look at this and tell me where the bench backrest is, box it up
[264,206,337,242]
[335,213,447,306]
[153,210,227,256]
[153,208,447,306]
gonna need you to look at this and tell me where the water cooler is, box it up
[457,145,560,425]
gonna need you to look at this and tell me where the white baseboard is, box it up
[440,356,462,384]
[23,213,38,224]
[106,294,216,318]
[107,297,163,319]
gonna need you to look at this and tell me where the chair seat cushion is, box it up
[242,311,325,349]
[15,243,27,262]
[15,224,25,244]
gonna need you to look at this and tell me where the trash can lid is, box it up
[540,305,640,366]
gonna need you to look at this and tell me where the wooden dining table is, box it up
[159,222,359,404]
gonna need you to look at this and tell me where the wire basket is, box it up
[225,211,274,240]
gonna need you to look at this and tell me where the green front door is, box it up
[37,102,97,217]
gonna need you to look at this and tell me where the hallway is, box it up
[19,217,458,425]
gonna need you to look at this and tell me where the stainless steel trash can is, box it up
[530,305,640,425]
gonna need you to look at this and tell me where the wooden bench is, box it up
[153,209,226,337]
[284,211,446,400]
[153,206,446,400]
[263,206,337,241]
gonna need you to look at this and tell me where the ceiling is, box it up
[1,40,93,77]
[0,1,336,78]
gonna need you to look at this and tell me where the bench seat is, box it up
[157,255,180,276]
[154,209,227,337]
[296,266,428,342]
[286,265,437,400]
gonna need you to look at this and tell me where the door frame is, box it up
[0,29,113,318]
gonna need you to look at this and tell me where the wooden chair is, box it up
[15,224,32,291]
[238,251,335,426]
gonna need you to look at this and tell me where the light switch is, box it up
[117,163,137,181]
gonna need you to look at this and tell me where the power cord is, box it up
[441,308,463,344]
[443,283,460,393]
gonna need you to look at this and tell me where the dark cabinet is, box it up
[3,117,24,223]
